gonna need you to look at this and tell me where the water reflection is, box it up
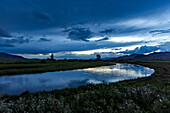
[0,63,154,95]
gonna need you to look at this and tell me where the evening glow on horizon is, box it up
[0,0,170,59]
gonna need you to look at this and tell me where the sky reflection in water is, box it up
[0,63,154,95]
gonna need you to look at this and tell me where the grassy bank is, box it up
[0,60,113,76]
[116,61,170,83]
[0,61,169,113]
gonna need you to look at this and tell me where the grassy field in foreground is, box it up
[0,60,113,76]
[0,61,169,113]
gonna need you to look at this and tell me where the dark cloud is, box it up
[99,29,120,34]
[114,48,121,50]
[32,12,53,22]
[5,36,30,44]
[159,42,170,52]
[0,44,15,47]
[0,35,30,48]
[119,45,159,54]
[62,28,72,33]
[1,41,143,55]
[149,29,170,36]
[0,28,30,44]
[65,28,93,42]
[38,38,51,42]
[0,0,170,58]
[96,37,109,42]
[0,28,12,37]
[0,28,29,47]
[0,0,169,31]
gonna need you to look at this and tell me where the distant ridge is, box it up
[0,52,27,60]
[110,52,170,61]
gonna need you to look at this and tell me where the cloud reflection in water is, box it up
[0,63,154,95]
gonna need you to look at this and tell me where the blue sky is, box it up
[0,0,170,59]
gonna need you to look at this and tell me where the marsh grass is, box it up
[0,60,113,76]
[0,61,169,113]
[0,82,169,113]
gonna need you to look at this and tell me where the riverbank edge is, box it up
[114,61,170,83]
[0,61,169,112]
[1,61,168,96]
[0,61,114,76]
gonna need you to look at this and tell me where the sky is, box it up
[0,0,170,59]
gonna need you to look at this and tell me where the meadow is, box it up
[0,61,169,113]
[0,60,113,76]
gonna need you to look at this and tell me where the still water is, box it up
[0,63,154,95]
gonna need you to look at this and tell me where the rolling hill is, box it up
[110,52,170,61]
[0,52,27,60]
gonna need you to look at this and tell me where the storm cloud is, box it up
[32,12,53,22]
[0,44,15,47]
[96,37,109,42]
[0,0,170,58]
[65,28,93,42]
[149,29,170,36]
[0,0,170,31]
[99,29,120,34]
[0,28,12,38]
[0,35,30,48]
[38,38,51,42]
[119,45,160,55]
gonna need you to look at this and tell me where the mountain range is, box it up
[0,52,170,61]
[0,52,27,60]
[110,52,170,61]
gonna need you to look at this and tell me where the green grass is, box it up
[0,61,169,113]
[0,60,113,76]
[0,80,169,112]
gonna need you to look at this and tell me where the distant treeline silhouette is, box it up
[41,54,102,63]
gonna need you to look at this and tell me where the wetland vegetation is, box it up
[0,61,169,113]
[0,60,112,76]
